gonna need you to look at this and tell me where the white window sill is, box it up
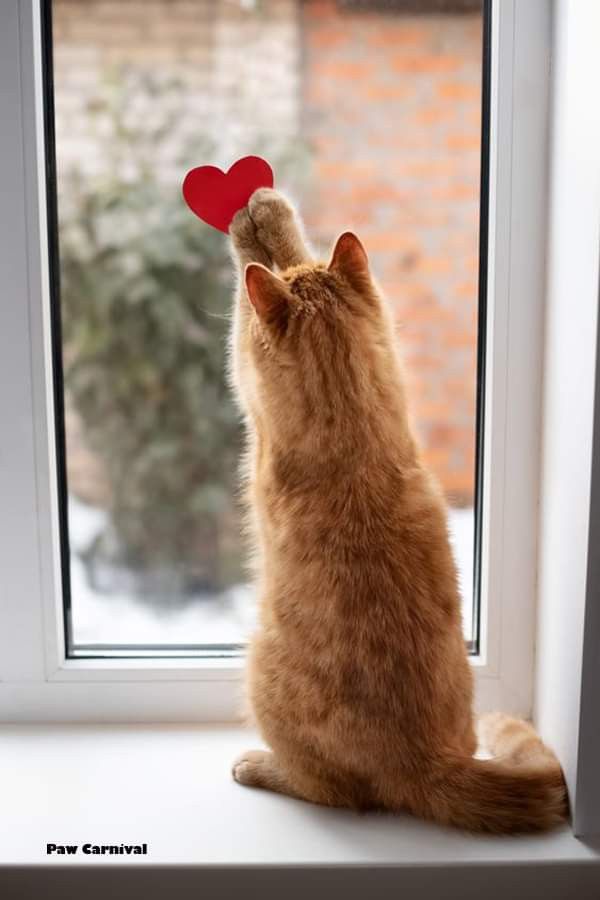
[1,724,599,899]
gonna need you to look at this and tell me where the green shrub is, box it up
[59,71,308,601]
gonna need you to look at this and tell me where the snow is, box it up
[68,498,474,649]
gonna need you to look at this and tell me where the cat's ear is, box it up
[328,232,370,289]
[245,263,291,325]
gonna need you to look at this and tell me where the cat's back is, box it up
[247,453,470,743]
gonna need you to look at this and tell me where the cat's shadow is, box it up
[251,789,577,859]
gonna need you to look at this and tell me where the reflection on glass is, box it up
[52,0,482,653]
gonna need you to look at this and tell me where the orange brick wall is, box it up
[302,1,482,505]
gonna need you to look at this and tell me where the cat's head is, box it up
[231,233,405,453]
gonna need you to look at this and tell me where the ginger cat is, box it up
[227,188,567,832]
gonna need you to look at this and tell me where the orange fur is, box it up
[227,188,567,833]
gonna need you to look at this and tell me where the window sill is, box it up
[1,725,599,898]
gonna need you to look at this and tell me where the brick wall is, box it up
[53,0,482,507]
[52,0,302,178]
[302,0,482,504]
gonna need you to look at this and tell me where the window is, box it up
[50,0,485,658]
[0,0,547,721]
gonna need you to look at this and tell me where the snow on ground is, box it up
[68,498,474,648]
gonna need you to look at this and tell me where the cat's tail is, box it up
[411,715,568,833]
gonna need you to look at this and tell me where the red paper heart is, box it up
[182,156,274,233]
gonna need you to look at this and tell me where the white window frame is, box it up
[534,0,600,837]
[0,0,568,726]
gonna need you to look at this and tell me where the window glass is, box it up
[49,0,485,656]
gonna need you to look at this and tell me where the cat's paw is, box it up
[229,206,258,252]
[249,188,296,239]
[477,711,512,755]
[232,749,269,786]
[230,207,272,266]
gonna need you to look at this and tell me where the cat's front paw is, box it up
[230,207,272,267]
[230,206,258,252]
[249,188,296,239]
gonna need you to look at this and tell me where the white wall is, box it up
[535,0,600,836]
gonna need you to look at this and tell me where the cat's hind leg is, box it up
[232,749,341,806]
[248,188,313,270]
[232,748,372,810]
[478,713,559,767]
[232,749,303,799]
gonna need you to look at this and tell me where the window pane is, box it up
[48,0,485,656]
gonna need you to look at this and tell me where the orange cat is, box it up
[227,188,567,833]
